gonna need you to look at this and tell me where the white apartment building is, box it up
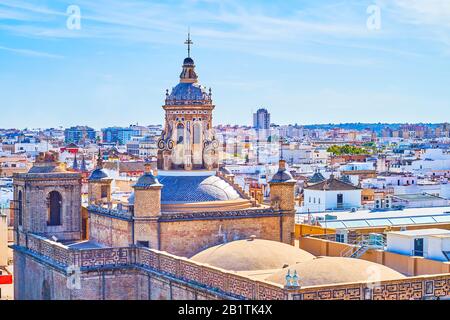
[387,229,450,261]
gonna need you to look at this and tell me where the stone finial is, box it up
[96,149,103,169]
[144,159,152,174]
[279,159,286,171]
[292,270,300,287]
[285,269,300,288]
[285,269,292,287]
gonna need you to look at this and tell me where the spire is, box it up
[180,32,198,83]
[72,153,79,171]
[96,149,103,169]
[80,154,87,172]
[184,29,193,58]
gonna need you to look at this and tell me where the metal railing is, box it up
[341,234,386,259]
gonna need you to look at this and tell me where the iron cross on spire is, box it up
[184,31,193,58]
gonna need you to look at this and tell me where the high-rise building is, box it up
[102,126,140,145]
[253,108,271,130]
[64,126,96,144]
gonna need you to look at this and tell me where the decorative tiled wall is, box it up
[16,231,450,300]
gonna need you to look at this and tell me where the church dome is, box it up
[270,160,295,183]
[158,173,242,203]
[166,82,210,105]
[265,257,405,287]
[134,172,161,188]
[190,239,315,271]
[183,57,194,65]
[88,168,110,181]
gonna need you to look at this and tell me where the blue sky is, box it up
[0,0,449,129]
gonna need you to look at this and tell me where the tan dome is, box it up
[266,257,405,287]
[190,238,315,271]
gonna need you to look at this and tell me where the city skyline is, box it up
[1,0,450,128]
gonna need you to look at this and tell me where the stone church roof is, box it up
[191,238,315,271]
[266,257,405,287]
[308,172,326,184]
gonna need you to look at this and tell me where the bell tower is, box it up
[13,152,82,242]
[157,34,219,171]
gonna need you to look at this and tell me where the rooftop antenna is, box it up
[184,28,193,58]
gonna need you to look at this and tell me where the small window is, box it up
[137,241,149,248]
[336,234,345,243]
[47,191,62,226]
[101,185,109,198]
[17,190,23,226]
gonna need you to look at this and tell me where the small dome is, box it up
[308,172,326,184]
[270,160,295,183]
[183,57,194,65]
[270,170,295,183]
[134,172,161,188]
[190,239,315,271]
[88,168,109,181]
[266,257,405,287]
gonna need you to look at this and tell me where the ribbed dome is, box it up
[266,257,405,287]
[88,168,109,181]
[166,82,209,104]
[134,172,161,188]
[158,174,242,203]
[270,160,295,183]
[183,57,194,65]
[270,169,295,183]
[191,239,315,271]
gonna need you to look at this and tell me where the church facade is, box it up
[12,39,448,301]
[12,40,297,300]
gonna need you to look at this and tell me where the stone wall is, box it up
[159,214,283,257]
[299,236,450,276]
[14,175,82,241]
[289,274,450,300]
[89,213,132,247]
[0,214,8,266]
[13,232,450,300]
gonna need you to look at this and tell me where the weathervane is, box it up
[184,29,193,58]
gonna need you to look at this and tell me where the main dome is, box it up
[164,55,212,106]
[166,82,210,105]
[158,173,242,204]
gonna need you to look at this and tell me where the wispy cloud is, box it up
[387,0,450,28]
[0,0,447,63]
[0,45,63,59]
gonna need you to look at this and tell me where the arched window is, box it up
[47,191,62,226]
[17,190,23,226]
[177,123,184,144]
[193,122,201,144]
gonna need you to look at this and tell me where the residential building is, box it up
[64,126,96,144]
[253,108,270,130]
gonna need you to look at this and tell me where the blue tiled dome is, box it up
[158,174,241,204]
[183,57,194,65]
[134,173,161,188]
[88,168,109,181]
[167,82,209,104]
